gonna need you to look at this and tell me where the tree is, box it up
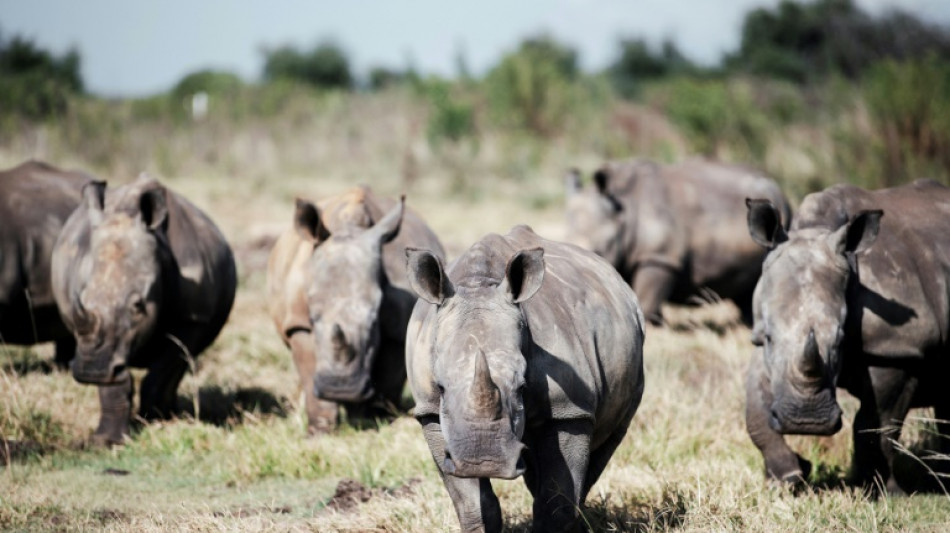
[261,41,352,90]
[0,29,84,119]
[609,38,696,96]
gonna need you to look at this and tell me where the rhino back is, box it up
[504,226,644,443]
[0,161,90,341]
[800,180,950,358]
[668,160,787,289]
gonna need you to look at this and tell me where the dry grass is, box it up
[1,91,949,531]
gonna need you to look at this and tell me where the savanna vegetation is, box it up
[1,0,949,530]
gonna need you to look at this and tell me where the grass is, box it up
[1,88,949,531]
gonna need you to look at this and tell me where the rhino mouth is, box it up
[71,361,130,385]
[313,373,375,403]
[769,406,843,436]
[443,452,526,480]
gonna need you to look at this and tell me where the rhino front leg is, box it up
[632,263,677,325]
[524,419,591,533]
[289,331,338,434]
[92,379,133,446]
[419,415,501,533]
[745,354,810,484]
[851,366,916,495]
[139,345,191,420]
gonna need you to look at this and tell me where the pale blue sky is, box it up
[1,0,946,96]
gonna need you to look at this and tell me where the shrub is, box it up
[261,41,352,90]
[0,33,83,120]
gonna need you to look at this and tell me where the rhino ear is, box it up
[139,186,168,231]
[82,181,107,226]
[294,198,330,243]
[747,198,787,249]
[565,168,582,197]
[406,248,452,305]
[502,247,544,304]
[834,209,883,256]
[367,195,404,245]
[593,169,609,195]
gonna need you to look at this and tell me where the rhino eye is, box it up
[436,383,445,396]
[130,297,146,317]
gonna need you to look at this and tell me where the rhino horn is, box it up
[470,350,501,420]
[331,324,351,363]
[799,329,823,378]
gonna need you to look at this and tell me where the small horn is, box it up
[799,329,823,378]
[331,324,350,363]
[470,350,501,419]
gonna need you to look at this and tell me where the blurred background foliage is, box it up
[1,0,948,201]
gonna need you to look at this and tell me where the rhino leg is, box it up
[370,339,408,413]
[745,354,811,484]
[632,264,677,325]
[850,366,916,495]
[419,415,501,533]
[288,331,338,434]
[523,419,591,533]
[54,337,75,370]
[139,345,191,420]
[92,379,133,446]
[583,410,635,498]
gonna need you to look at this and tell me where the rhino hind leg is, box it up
[523,419,592,533]
[419,415,502,533]
[92,379,134,446]
[288,331,339,434]
[583,409,637,498]
[53,337,75,370]
[745,356,811,485]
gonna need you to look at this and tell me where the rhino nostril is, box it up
[111,364,127,378]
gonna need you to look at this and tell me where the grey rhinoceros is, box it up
[51,175,236,445]
[565,158,791,324]
[267,186,445,434]
[745,179,950,493]
[405,225,645,532]
[1,161,92,367]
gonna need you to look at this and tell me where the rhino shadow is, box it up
[175,385,289,427]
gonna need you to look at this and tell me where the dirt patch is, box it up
[323,477,421,513]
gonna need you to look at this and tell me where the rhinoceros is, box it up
[565,158,791,324]
[745,179,950,493]
[405,225,645,532]
[267,186,445,434]
[1,161,92,366]
[51,175,236,445]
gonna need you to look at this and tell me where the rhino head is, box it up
[295,197,404,403]
[746,199,882,435]
[70,179,169,385]
[407,246,545,479]
[563,167,626,268]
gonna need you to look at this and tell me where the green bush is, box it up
[864,54,950,185]
[609,38,697,97]
[0,33,83,120]
[261,41,352,90]
[484,34,578,136]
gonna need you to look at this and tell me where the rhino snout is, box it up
[442,437,526,480]
[313,372,375,403]
[71,354,130,385]
[768,399,843,436]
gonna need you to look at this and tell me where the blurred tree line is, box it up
[1,0,948,191]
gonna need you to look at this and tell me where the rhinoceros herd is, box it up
[2,158,948,531]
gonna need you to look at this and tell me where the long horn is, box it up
[470,350,501,419]
[799,329,823,378]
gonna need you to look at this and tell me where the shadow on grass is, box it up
[798,453,949,497]
[175,385,290,427]
[502,486,689,533]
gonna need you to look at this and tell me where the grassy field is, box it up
[1,91,949,531]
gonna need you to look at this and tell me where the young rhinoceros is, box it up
[51,175,236,445]
[745,179,950,494]
[267,186,445,434]
[405,225,645,533]
[1,160,93,367]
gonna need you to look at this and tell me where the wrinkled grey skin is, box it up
[0,161,92,367]
[565,158,791,324]
[267,187,445,434]
[406,225,645,532]
[745,179,950,494]
[51,175,236,445]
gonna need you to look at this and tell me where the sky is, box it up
[2,0,948,97]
